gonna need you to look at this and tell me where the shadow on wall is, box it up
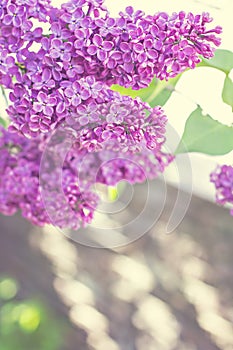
[0,183,233,350]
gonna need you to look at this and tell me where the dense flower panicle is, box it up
[0,0,222,229]
[0,0,221,137]
[47,3,222,88]
[0,125,173,228]
[66,87,168,154]
[210,165,233,215]
[96,151,174,186]
[65,146,174,187]
[7,76,168,151]
[0,0,221,102]
[0,127,99,228]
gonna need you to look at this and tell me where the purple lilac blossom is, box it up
[210,165,233,215]
[0,0,222,229]
[0,0,221,137]
[0,0,221,99]
[0,126,99,229]
[0,125,173,228]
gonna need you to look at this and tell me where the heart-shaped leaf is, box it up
[222,75,233,109]
[176,107,233,155]
[198,49,233,74]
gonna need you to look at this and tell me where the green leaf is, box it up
[0,117,6,127]
[145,75,180,107]
[176,107,233,155]
[111,75,180,107]
[222,75,233,109]
[198,49,233,74]
[111,79,159,100]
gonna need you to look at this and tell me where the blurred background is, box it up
[1,183,233,350]
[1,0,233,350]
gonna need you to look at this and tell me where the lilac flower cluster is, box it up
[0,124,173,228]
[210,165,233,215]
[0,0,222,229]
[0,126,99,228]
[0,0,221,138]
[67,147,173,187]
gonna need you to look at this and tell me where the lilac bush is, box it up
[0,0,222,229]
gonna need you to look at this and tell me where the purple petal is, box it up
[151,24,159,37]
[33,103,43,112]
[16,6,25,16]
[61,13,71,23]
[44,105,54,116]
[74,29,85,39]
[147,49,158,59]
[123,63,134,73]
[56,101,66,114]
[17,105,27,113]
[103,41,114,51]
[37,91,46,102]
[123,52,132,63]
[48,97,57,106]
[7,4,16,14]
[95,19,104,27]
[80,89,91,100]
[178,51,185,60]
[62,52,71,61]
[87,45,98,55]
[3,14,12,25]
[172,62,180,72]
[67,69,76,78]
[183,46,195,55]
[64,42,72,52]
[50,49,60,59]
[97,50,107,61]
[44,55,53,66]
[144,39,153,49]
[107,58,116,69]
[30,114,39,122]
[93,34,103,47]
[93,82,102,91]
[52,38,62,50]
[138,53,147,63]
[154,41,163,51]
[53,70,62,81]
[40,122,51,132]
[47,79,56,89]
[86,76,95,85]
[64,87,74,98]
[73,81,81,91]
[125,6,134,16]
[77,105,86,114]
[42,68,51,82]
[13,16,21,27]
[72,96,81,106]
[120,42,131,52]
[107,17,115,26]
[117,17,126,28]
[134,43,143,53]
[41,38,50,52]
[29,122,40,131]
[75,65,84,74]
[79,116,89,125]
[110,51,122,60]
